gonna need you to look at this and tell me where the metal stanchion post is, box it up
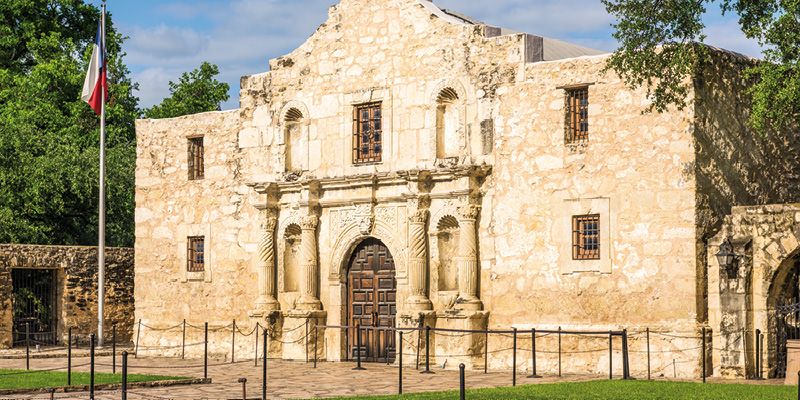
[121,351,128,400]
[484,331,489,374]
[558,327,562,377]
[67,327,72,386]
[399,331,403,395]
[25,322,30,370]
[646,327,651,380]
[90,333,96,400]
[182,319,186,360]
[459,363,466,400]
[416,318,422,370]
[421,326,433,374]
[232,319,236,364]
[112,325,117,374]
[512,328,517,386]
[204,322,209,380]
[759,331,764,379]
[254,321,260,367]
[134,319,141,358]
[314,326,318,368]
[305,319,309,363]
[385,330,390,365]
[608,331,613,380]
[238,378,247,400]
[702,327,707,383]
[353,324,365,370]
[622,329,630,379]
[262,328,267,400]
[528,328,541,378]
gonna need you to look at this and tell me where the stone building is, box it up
[134,0,800,378]
[0,245,135,348]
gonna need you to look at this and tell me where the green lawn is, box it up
[339,380,797,400]
[0,369,187,390]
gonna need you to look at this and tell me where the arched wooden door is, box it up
[347,238,397,362]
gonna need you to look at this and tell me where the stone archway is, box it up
[767,250,800,378]
[708,204,800,379]
[345,238,397,362]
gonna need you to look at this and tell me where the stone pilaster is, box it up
[254,208,280,313]
[297,215,322,310]
[407,208,432,310]
[456,203,482,310]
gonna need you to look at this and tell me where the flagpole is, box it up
[97,0,107,347]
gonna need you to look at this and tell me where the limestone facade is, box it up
[134,0,800,378]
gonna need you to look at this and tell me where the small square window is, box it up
[187,236,205,272]
[565,87,589,145]
[572,214,600,260]
[188,137,204,180]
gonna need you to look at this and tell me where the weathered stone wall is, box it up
[0,244,134,348]
[693,49,800,324]
[132,0,799,379]
[708,204,800,378]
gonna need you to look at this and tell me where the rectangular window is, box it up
[353,103,382,164]
[572,214,600,260]
[565,87,589,145]
[188,137,204,180]
[187,236,205,272]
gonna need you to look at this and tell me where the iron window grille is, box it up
[353,102,382,164]
[188,137,204,180]
[572,214,600,260]
[187,236,205,272]
[565,87,589,145]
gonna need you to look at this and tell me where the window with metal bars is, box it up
[572,214,600,260]
[187,137,204,180]
[565,87,589,145]
[353,103,382,164]
[187,236,205,272]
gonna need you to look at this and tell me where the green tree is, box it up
[0,1,138,247]
[143,62,230,119]
[603,0,799,133]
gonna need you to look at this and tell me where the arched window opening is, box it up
[436,215,460,291]
[436,88,461,159]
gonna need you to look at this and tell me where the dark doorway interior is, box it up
[12,268,58,346]
[775,257,800,378]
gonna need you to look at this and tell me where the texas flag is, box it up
[81,20,107,115]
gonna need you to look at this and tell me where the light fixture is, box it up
[715,237,739,279]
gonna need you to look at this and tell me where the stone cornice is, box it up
[248,165,491,195]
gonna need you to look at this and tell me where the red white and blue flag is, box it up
[81,20,107,115]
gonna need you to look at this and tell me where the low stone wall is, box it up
[0,244,135,348]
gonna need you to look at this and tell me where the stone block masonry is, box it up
[0,244,134,348]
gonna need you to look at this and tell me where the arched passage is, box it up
[346,237,396,362]
[768,250,800,378]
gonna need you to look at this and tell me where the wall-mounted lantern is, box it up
[715,237,740,279]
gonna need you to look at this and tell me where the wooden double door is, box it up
[347,238,397,362]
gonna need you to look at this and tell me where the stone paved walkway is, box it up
[0,355,787,399]
[0,354,588,399]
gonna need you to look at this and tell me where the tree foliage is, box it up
[0,1,138,247]
[603,0,799,134]
[143,62,229,119]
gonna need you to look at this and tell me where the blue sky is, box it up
[93,0,762,110]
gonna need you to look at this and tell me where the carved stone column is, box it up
[255,208,279,312]
[456,204,482,310]
[297,215,322,310]
[407,208,432,310]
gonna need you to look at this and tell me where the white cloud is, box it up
[126,25,210,63]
